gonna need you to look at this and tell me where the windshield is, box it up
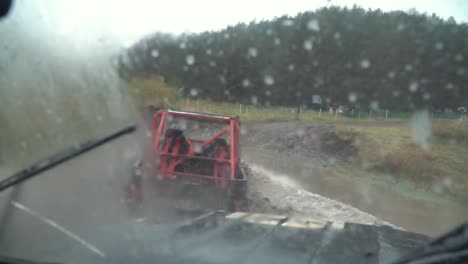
[1,1,467,263]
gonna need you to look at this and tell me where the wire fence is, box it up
[176,100,467,122]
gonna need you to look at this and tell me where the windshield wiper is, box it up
[0,124,136,192]
[394,223,468,264]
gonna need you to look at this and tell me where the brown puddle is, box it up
[243,146,468,237]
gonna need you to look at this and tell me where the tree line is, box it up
[118,6,468,112]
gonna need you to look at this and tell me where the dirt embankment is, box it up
[243,121,358,163]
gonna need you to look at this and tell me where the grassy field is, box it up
[328,121,468,204]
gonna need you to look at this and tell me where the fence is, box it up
[176,100,466,122]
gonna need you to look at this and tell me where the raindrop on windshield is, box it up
[434,42,444,50]
[265,90,272,96]
[264,75,275,86]
[242,79,250,87]
[456,67,465,75]
[248,47,258,57]
[303,40,313,50]
[206,49,212,55]
[190,88,198,97]
[397,23,405,31]
[446,83,454,90]
[348,92,358,103]
[423,92,431,100]
[251,96,258,105]
[307,19,320,31]
[387,71,396,79]
[455,54,464,62]
[282,19,294,27]
[274,38,281,45]
[151,49,159,58]
[334,32,341,39]
[186,55,195,65]
[405,64,413,71]
[224,33,230,39]
[370,100,379,111]
[209,61,216,67]
[360,59,370,69]
[288,64,295,71]
[409,81,419,92]
[392,90,401,97]
[266,29,273,35]
[179,42,186,49]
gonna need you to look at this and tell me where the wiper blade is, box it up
[0,124,136,192]
[394,223,468,264]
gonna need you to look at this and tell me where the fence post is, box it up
[319,108,322,118]
[239,104,242,116]
[299,107,302,117]
[368,109,373,119]
[385,110,389,120]
[335,110,338,120]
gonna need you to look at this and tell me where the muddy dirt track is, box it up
[0,120,466,262]
[242,121,468,236]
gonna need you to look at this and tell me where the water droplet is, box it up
[151,49,159,58]
[219,76,226,84]
[282,19,294,27]
[248,47,258,57]
[307,19,320,31]
[409,81,419,92]
[288,64,295,71]
[185,55,195,65]
[55,117,63,124]
[264,75,274,86]
[97,115,103,121]
[370,100,379,111]
[20,141,27,149]
[209,61,216,67]
[434,42,444,50]
[360,59,370,69]
[409,111,431,151]
[183,66,188,71]
[333,32,341,39]
[265,90,272,96]
[392,90,401,97]
[348,92,357,103]
[46,109,53,115]
[274,38,281,45]
[179,42,186,49]
[443,177,453,188]
[251,96,258,105]
[266,29,273,35]
[423,92,431,100]
[242,79,250,87]
[457,67,465,75]
[224,33,230,39]
[455,54,464,62]
[190,88,198,96]
[405,64,413,71]
[387,71,396,79]
[206,49,212,55]
[303,40,313,50]
[145,130,152,137]
[397,23,405,31]
[446,83,454,90]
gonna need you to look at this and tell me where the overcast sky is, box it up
[8,0,468,46]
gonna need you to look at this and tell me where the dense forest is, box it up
[118,6,468,111]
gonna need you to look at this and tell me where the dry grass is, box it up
[334,122,468,201]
